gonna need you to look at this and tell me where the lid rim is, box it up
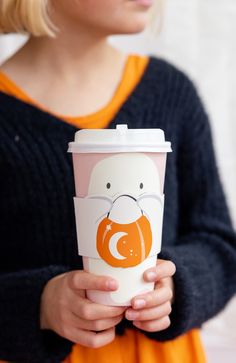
[69,124,172,153]
[68,143,172,153]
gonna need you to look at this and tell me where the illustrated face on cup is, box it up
[78,153,163,268]
[88,153,160,197]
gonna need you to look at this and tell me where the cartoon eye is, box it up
[106,182,111,189]
[139,182,144,189]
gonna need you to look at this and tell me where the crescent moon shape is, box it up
[109,232,127,260]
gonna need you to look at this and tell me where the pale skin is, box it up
[1,0,176,348]
[40,259,176,347]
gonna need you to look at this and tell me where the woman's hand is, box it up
[40,271,126,348]
[125,259,176,332]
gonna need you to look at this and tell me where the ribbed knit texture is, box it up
[0,57,236,363]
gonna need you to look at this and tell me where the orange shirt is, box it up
[0,54,148,129]
[0,54,206,363]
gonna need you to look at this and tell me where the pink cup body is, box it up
[71,152,167,305]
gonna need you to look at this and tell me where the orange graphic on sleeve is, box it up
[96,215,152,267]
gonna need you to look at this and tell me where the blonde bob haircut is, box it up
[0,0,55,37]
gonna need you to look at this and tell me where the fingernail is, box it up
[106,279,118,290]
[134,299,146,309]
[127,311,139,320]
[146,271,158,281]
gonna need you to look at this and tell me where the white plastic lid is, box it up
[68,124,172,153]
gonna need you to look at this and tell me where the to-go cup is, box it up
[68,124,172,306]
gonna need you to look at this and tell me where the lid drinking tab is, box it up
[116,124,128,133]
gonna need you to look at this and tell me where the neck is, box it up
[21,31,122,82]
[0,23,128,117]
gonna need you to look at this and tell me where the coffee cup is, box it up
[68,124,172,305]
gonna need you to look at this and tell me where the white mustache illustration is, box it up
[74,192,164,259]
[87,193,163,222]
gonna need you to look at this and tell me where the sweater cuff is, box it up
[0,265,73,363]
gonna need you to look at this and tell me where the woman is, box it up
[0,0,236,362]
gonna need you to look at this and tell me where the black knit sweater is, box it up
[0,57,236,363]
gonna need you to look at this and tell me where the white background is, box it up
[0,0,236,361]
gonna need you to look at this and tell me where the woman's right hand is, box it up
[40,270,126,348]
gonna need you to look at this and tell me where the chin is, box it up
[121,22,148,34]
[108,16,149,36]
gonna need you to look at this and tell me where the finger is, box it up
[131,286,173,310]
[143,260,176,282]
[65,326,116,347]
[72,313,124,331]
[68,270,119,291]
[156,276,172,287]
[74,296,127,320]
[125,301,171,321]
[133,316,171,333]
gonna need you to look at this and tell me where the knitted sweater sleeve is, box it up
[0,266,73,362]
[145,77,236,341]
[0,106,75,362]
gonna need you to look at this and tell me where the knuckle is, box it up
[88,334,102,348]
[68,271,78,289]
[170,261,176,273]
[110,328,116,341]
[166,287,173,300]
[143,316,171,333]
[116,315,124,324]
[144,322,156,332]
[135,321,143,330]
[80,304,93,320]
[145,293,155,306]
[87,337,97,348]
[114,306,124,314]
[112,315,122,327]
[115,307,125,316]
[143,323,152,332]
[166,302,172,315]
[166,260,173,267]
[165,260,176,275]
[93,320,104,331]
[84,336,95,348]
[92,277,100,290]
[98,277,108,290]
[91,276,105,291]
[162,316,171,330]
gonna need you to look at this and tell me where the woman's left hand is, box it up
[125,259,176,332]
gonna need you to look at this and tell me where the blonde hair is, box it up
[0,0,55,37]
[0,0,162,37]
